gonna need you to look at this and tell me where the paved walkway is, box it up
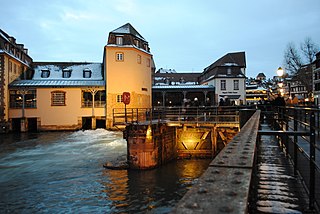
[249,121,315,214]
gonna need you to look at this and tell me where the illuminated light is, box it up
[146,125,152,140]
[305,98,309,102]
[277,67,284,77]
[183,125,187,131]
[278,82,283,88]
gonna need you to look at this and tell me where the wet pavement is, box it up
[250,121,315,214]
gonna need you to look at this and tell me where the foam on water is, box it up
[0,130,211,213]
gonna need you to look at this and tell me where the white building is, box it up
[199,52,246,105]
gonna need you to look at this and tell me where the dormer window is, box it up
[83,69,92,78]
[134,40,139,47]
[41,69,50,78]
[116,36,123,45]
[227,68,232,75]
[62,69,72,78]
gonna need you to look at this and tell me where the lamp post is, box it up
[277,67,285,96]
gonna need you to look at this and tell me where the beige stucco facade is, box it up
[9,87,105,131]
[105,46,153,128]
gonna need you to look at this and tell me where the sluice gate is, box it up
[121,107,256,169]
[124,122,240,169]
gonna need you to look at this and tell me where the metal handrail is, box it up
[112,106,245,125]
[271,106,320,210]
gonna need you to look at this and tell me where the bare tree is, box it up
[283,37,319,96]
[284,42,303,75]
[300,37,319,64]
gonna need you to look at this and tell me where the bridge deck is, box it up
[249,120,312,213]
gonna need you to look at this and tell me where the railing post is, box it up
[309,111,315,210]
[197,108,199,124]
[293,108,298,175]
[284,107,289,151]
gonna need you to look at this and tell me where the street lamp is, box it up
[277,67,284,77]
[276,67,285,96]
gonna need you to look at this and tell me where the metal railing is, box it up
[259,105,320,210]
[81,100,106,108]
[112,106,248,125]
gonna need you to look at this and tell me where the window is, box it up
[116,52,124,61]
[82,91,93,107]
[83,69,92,78]
[62,69,72,78]
[9,61,12,72]
[142,88,148,91]
[144,44,148,51]
[134,40,139,47]
[116,36,123,45]
[41,69,50,78]
[137,54,141,64]
[227,68,232,75]
[117,94,123,103]
[221,80,226,90]
[51,91,66,106]
[147,58,150,67]
[94,90,106,107]
[81,90,106,108]
[9,89,37,108]
[234,80,239,90]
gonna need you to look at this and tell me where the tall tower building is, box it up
[104,23,154,128]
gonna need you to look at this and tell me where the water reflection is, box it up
[102,159,210,213]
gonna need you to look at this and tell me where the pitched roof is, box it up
[257,72,266,78]
[154,72,201,85]
[111,23,146,41]
[9,62,105,88]
[199,52,246,83]
[32,62,103,80]
[9,80,105,87]
[152,84,214,91]
[204,52,246,72]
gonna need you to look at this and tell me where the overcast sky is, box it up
[1,0,319,78]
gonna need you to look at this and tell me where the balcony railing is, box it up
[81,101,106,108]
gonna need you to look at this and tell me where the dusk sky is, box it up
[1,0,319,78]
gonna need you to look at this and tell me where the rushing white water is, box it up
[0,129,210,213]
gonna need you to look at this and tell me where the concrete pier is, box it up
[125,123,177,169]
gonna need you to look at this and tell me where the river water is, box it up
[0,129,211,213]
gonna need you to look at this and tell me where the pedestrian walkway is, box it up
[249,121,315,213]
